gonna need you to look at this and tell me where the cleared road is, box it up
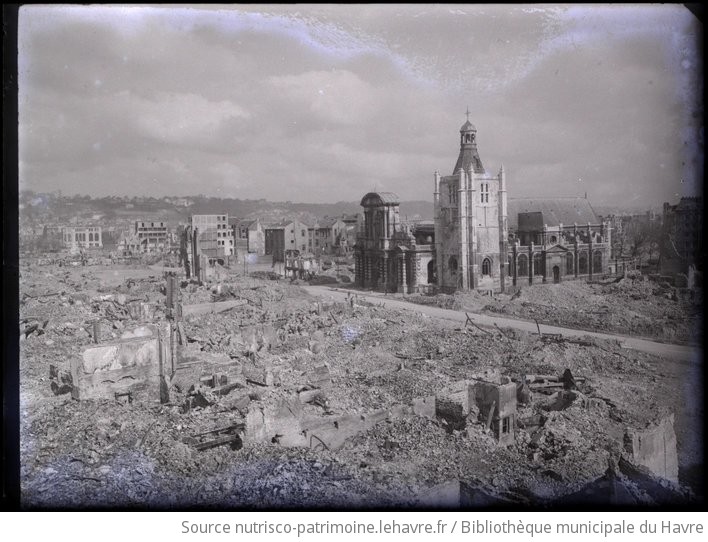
[304,285,701,364]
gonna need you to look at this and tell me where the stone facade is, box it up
[189,214,234,258]
[434,118,508,293]
[62,226,103,250]
[509,219,612,286]
[353,193,435,294]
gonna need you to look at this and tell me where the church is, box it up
[354,115,611,294]
[434,114,509,293]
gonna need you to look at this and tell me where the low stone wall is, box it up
[181,299,248,316]
[71,325,172,403]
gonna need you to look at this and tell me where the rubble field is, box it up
[19,262,703,508]
[448,274,702,345]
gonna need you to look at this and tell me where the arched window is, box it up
[549,235,557,244]
[533,253,544,276]
[482,257,491,276]
[566,252,574,275]
[593,251,603,273]
[579,252,588,274]
[449,256,458,273]
[517,254,528,277]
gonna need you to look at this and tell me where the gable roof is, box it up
[265,219,294,229]
[508,197,599,230]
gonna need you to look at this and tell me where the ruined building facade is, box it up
[435,119,508,293]
[660,197,703,279]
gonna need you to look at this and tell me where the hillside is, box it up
[19,192,434,224]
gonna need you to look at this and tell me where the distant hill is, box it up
[189,198,433,222]
[19,191,434,225]
[398,201,433,221]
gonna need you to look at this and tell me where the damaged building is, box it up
[355,117,614,294]
[21,245,698,509]
[353,192,435,293]
[507,197,612,286]
[660,197,703,284]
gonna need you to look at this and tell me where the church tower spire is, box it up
[453,109,484,174]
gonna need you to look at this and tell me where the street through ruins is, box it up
[305,285,701,363]
[19,260,704,509]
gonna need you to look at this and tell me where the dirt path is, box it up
[304,286,701,364]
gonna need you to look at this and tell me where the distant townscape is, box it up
[19,118,702,290]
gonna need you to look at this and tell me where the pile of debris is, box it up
[18,264,700,509]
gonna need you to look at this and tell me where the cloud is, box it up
[130,91,250,144]
[16,5,702,209]
[268,69,378,125]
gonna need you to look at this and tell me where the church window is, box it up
[449,256,458,273]
[593,251,603,273]
[533,253,544,276]
[482,257,492,276]
[517,254,528,277]
[480,183,489,203]
[448,185,458,205]
[566,252,574,275]
[579,252,588,274]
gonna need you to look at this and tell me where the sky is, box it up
[18,4,703,207]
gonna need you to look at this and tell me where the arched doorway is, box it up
[579,252,588,274]
[427,260,435,284]
[553,265,560,283]
[517,254,528,277]
[482,257,492,276]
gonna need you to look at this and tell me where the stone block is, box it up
[243,359,280,387]
[244,398,306,447]
[298,388,325,404]
[306,364,331,389]
[181,299,247,317]
[412,395,436,418]
[233,324,278,354]
[303,413,369,451]
[623,414,679,483]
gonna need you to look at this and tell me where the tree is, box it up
[621,218,661,269]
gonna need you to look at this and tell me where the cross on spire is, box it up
[465,106,471,121]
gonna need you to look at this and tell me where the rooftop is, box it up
[509,197,600,230]
[360,192,400,207]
